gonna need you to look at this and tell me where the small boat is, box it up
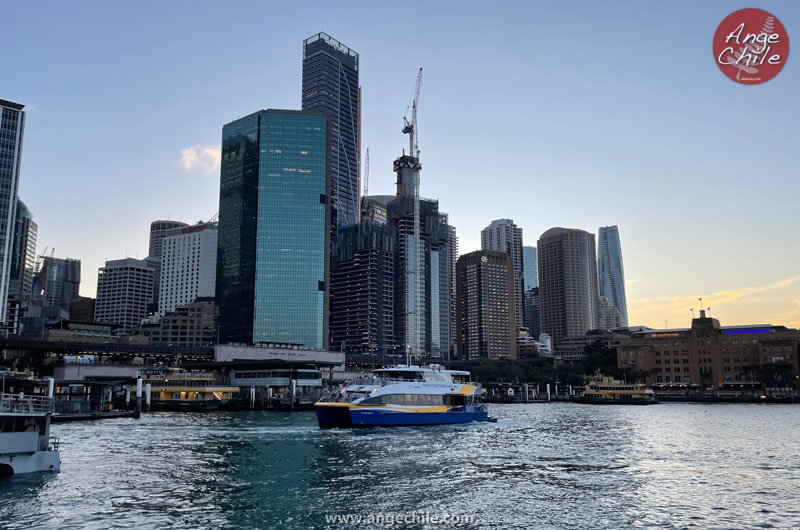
[574,374,658,405]
[127,367,241,412]
[314,364,489,428]
[1,374,61,475]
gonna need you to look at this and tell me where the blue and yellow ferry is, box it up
[314,365,488,428]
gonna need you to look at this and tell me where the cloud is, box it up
[629,276,800,328]
[179,144,221,175]
[632,276,800,308]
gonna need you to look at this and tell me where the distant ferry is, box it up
[314,365,489,428]
[575,374,658,405]
[128,367,241,412]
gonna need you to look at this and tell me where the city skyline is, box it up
[2,1,799,331]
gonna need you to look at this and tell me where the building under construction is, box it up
[330,220,396,357]
[329,69,458,359]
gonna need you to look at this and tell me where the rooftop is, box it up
[0,98,24,111]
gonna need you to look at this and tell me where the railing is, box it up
[49,437,60,451]
[0,393,54,414]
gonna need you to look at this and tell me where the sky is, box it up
[2,1,799,330]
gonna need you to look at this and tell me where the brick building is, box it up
[617,311,799,389]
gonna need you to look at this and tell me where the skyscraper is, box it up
[0,99,25,323]
[522,246,537,291]
[387,196,457,358]
[216,109,331,349]
[481,219,524,330]
[302,32,360,227]
[149,220,189,259]
[537,227,599,348]
[94,257,158,335]
[597,225,629,326]
[147,220,187,313]
[524,287,540,337]
[456,250,517,361]
[8,198,37,297]
[158,221,218,315]
[330,220,396,357]
[33,257,81,312]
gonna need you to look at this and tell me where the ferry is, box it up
[314,364,488,428]
[127,367,241,412]
[0,374,61,475]
[574,374,658,405]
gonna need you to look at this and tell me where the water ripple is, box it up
[1,405,799,529]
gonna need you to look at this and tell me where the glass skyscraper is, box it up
[522,246,538,291]
[597,225,629,326]
[9,198,37,298]
[0,99,25,324]
[302,32,360,228]
[216,110,331,349]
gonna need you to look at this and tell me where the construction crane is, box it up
[402,68,423,160]
[402,68,423,358]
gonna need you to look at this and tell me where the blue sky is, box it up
[3,1,799,328]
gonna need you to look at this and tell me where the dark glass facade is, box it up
[216,113,260,344]
[302,32,360,228]
[0,99,25,323]
[9,198,37,297]
[216,110,331,349]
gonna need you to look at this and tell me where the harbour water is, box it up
[2,403,799,529]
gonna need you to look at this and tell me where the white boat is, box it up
[314,364,489,428]
[0,376,61,475]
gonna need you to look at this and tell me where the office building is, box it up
[456,250,517,361]
[149,220,189,259]
[0,99,26,323]
[216,109,331,349]
[556,327,647,362]
[158,221,217,315]
[481,219,524,330]
[524,287,540,337]
[33,257,81,313]
[618,312,800,389]
[522,246,537,291]
[140,297,214,347]
[8,199,37,297]
[598,225,629,326]
[597,295,623,329]
[94,257,158,335]
[537,227,599,348]
[68,297,96,322]
[302,32,360,227]
[330,220,396,357]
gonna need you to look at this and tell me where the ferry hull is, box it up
[315,404,354,429]
[315,404,488,429]
[0,450,60,474]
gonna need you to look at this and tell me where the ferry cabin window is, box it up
[377,371,423,381]
[445,395,467,407]
[360,394,445,406]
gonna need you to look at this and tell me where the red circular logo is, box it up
[713,8,789,84]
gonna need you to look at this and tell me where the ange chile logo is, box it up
[713,8,789,84]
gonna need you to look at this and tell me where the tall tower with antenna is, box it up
[394,69,423,357]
